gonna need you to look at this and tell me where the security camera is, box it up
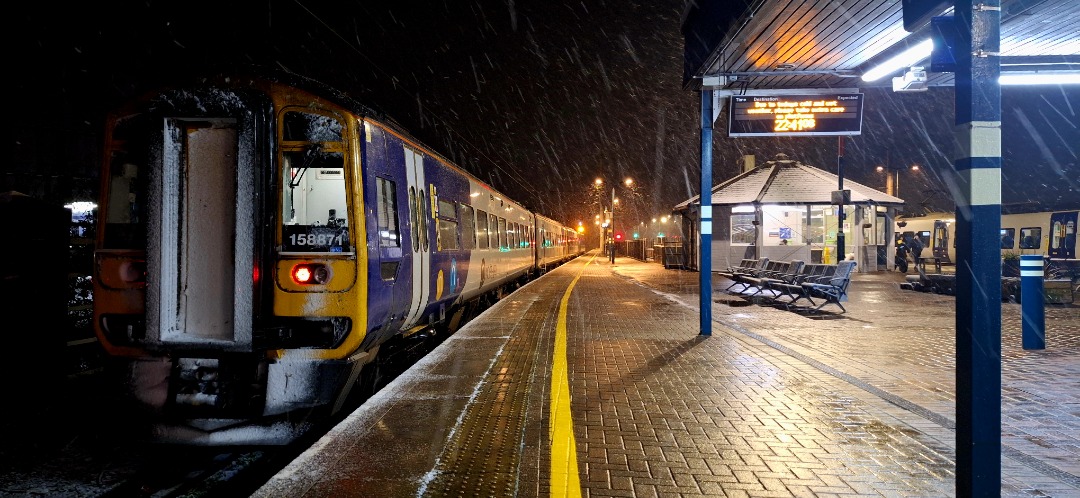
[892,67,929,92]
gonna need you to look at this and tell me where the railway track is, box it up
[0,313,461,498]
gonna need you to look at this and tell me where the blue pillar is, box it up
[952,0,1002,494]
[1020,255,1045,350]
[699,90,713,336]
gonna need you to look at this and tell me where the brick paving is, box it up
[256,251,1080,498]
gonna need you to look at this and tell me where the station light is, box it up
[861,39,933,82]
[1000,72,1080,85]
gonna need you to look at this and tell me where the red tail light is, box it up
[119,260,147,283]
[291,264,331,285]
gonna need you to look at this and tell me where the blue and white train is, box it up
[92,71,582,444]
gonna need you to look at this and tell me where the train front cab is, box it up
[93,81,379,444]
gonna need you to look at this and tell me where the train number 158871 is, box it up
[282,226,351,253]
[289,233,345,247]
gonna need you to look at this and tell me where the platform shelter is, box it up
[674,153,904,272]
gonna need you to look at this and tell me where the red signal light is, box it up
[614,232,623,241]
[291,264,331,285]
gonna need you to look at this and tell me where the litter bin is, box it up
[662,244,684,269]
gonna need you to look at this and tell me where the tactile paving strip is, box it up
[425,276,565,497]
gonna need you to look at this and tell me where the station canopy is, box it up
[681,0,1079,91]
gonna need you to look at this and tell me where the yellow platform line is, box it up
[549,253,594,498]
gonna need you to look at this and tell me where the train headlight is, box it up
[291,263,332,285]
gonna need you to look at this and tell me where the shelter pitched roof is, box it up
[675,154,904,210]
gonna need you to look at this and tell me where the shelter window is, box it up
[808,208,826,244]
[859,206,877,245]
[730,213,756,245]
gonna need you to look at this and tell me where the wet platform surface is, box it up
[254,251,1080,497]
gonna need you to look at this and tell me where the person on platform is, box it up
[911,235,924,268]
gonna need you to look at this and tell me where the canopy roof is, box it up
[681,0,1079,90]
[675,154,904,210]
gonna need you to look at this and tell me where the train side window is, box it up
[376,177,399,247]
[1000,228,1015,249]
[437,200,458,251]
[1019,227,1042,249]
[459,204,475,250]
[476,209,489,249]
[498,217,507,250]
[488,214,499,250]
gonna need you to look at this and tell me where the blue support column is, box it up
[1020,255,1046,350]
[699,89,713,336]
[952,1,1002,494]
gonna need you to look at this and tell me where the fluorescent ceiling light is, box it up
[861,39,934,82]
[1000,73,1080,85]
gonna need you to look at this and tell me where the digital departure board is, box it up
[728,94,864,137]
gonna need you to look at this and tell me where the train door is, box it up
[157,119,252,346]
[402,147,431,328]
[931,222,948,259]
[1048,211,1077,259]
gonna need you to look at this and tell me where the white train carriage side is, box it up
[896,210,1079,263]
[455,181,538,303]
[534,213,581,272]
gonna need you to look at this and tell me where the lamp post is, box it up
[610,186,617,263]
[594,214,603,251]
[595,177,634,264]
[875,149,922,199]
[876,160,920,199]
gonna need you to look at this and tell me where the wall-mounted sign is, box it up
[728,94,864,137]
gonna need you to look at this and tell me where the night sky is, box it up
[10,0,1079,226]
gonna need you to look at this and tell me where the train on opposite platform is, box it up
[896,209,1078,263]
[92,71,583,445]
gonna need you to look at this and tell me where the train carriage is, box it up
[92,72,578,444]
[896,209,1078,265]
